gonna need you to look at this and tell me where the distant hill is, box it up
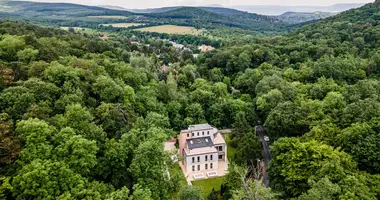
[230,3,366,15]
[0,1,133,17]
[278,11,337,24]
[98,5,128,11]
[294,0,380,41]
[147,7,287,31]
[127,7,182,13]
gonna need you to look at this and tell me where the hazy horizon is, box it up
[23,0,374,9]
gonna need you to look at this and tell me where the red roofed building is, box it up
[198,44,215,52]
[99,35,110,40]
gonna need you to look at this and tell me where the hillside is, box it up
[197,1,380,198]
[148,7,287,31]
[127,6,182,13]
[0,1,133,17]
[296,0,380,44]
[231,3,366,15]
[0,1,289,32]
[1,1,380,200]
[278,11,337,24]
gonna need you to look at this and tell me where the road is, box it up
[255,125,272,187]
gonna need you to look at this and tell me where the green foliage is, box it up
[1,1,380,199]
[234,132,262,167]
[179,186,203,200]
[11,159,86,199]
[298,177,341,200]
[265,101,308,139]
[0,86,36,119]
[269,138,356,198]
[130,140,178,199]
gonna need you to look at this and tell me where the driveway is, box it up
[255,125,272,187]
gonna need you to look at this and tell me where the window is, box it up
[219,146,223,151]
[197,132,199,136]
[205,164,208,170]
[202,131,204,135]
[210,163,213,169]
[192,133,194,137]
[192,157,194,163]
[205,155,208,161]
[187,133,189,137]
[210,155,213,161]
[219,155,223,160]
[207,131,209,135]
[197,156,200,162]
[192,166,195,171]
[198,165,200,171]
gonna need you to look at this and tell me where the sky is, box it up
[26,0,374,9]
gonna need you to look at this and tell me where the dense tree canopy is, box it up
[1,1,380,199]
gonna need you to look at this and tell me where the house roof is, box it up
[99,35,110,40]
[181,124,213,133]
[187,136,213,149]
[214,132,226,145]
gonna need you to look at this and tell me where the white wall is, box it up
[185,152,219,173]
[190,128,216,139]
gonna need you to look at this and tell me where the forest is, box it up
[1,0,380,200]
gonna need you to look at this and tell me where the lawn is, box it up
[224,133,237,162]
[136,25,203,35]
[100,23,143,28]
[192,177,224,198]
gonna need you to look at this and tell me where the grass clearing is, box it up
[224,133,237,162]
[100,23,143,28]
[192,177,224,198]
[137,25,203,35]
[87,15,127,19]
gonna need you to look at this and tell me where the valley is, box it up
[0,0,379,200]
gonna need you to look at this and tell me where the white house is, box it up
[178,124,228,181]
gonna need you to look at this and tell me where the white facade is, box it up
[179,124,228,180]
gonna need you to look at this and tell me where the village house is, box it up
[170,41,185,49]
[198,44,215,52]
[178,124,228,181]
[99,35,110,40]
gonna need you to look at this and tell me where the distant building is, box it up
[129,41,140,45]
[170,41,185,49]
[198,44,215,52]
[178,124,228,181]
[99,35,110,40]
